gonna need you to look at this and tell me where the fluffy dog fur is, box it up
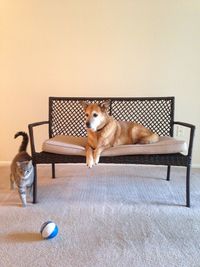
[80,101,159,168]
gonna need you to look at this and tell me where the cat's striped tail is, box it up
[14,131,29,152]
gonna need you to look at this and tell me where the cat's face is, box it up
[17,160,32,176]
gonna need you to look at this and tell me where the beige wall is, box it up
[0,0,199,165]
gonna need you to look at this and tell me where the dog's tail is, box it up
[14,131,29,152]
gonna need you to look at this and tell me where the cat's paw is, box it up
[21,202,27,208]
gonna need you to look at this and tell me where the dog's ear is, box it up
[79,101,88,111]
[100,100,110,111]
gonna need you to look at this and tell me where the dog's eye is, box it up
[93,113,98,117]
[85,113,89,117]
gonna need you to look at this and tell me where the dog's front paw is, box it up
[86,158,94,168]
[93,154,100,165]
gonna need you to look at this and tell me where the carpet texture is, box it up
[0,164,200,267]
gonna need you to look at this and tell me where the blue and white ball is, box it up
[40,221,58,239]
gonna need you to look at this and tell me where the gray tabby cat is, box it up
[10,132,34,207]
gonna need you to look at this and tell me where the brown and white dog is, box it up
[80,101,159,168]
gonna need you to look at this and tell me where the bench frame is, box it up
[28,96,195,207]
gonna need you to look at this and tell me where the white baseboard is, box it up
[192,164,200,168]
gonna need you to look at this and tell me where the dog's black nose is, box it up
[86,122,91,128]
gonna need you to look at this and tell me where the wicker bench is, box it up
[28,97,195,207]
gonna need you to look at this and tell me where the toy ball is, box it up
[40,221,58,240]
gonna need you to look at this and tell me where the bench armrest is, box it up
[173,121,195,157]
[28,121,49,154]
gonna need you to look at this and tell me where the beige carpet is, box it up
[0,164,200,267]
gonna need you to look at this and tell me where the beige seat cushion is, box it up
[42,135,188,156]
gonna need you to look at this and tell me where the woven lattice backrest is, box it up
[49,97,174,137]
[111,98,174,136]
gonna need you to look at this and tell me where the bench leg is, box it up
[166,165,171,181]
[52,163,56,178]
[33,164,37,204]
[186,165,191,208]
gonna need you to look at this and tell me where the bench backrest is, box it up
[49,97,174,138]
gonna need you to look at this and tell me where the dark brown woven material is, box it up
[28,97,195,207]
